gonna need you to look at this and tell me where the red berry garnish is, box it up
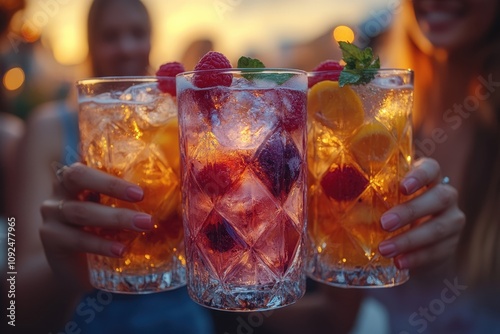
[156,61,185,96]
[202,213,240,253]
[196,162,233,198]
[255,132,302,198]
[193,88,229,121]
[321,165,368,201]
[313,60,344,72]
[308,60,344,88]
[193,51,232,88]
[277,88,307,132]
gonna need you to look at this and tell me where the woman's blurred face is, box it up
[411,0,498,51]
[91,2,151,77]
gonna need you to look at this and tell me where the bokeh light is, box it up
[3,67,26,91]
[21,21,41,42]
[333,25,355,43]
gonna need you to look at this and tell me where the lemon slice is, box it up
[307,80,364,135]
[350,120,395,173]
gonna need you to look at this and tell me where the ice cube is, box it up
[252,78,279,89]
[211,90,278,149]
[87,92,113,102]
[230,77,251,88]
[134,94,177,127]
[280,73,307,90]
[217,169,281,245]
[232,75,278,89]
[119,82,159,102]
[372,76,404,88]
[108,134,146,172]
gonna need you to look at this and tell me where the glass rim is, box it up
[76,76,165,86]
[308,68,414,76]
[177,68,307,77]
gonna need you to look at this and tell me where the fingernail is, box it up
[402,177,419,194]
[133,214,153,230]
[379,241,397,257]
[126,186,144,201]
[381,213,400,231]
[395,256,409,269]
[111,243,125,257]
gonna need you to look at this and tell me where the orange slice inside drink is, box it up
[307,80,364,136]
[153,117,180,176]
[350,120,395,173]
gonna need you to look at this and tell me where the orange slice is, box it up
[307,80,364,135]
[350,120,395,173]
[153,117,180,175]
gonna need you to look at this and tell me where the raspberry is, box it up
[196,161,235,198]
[321,165,368,201]
[156,61,185,96]
[193,88,229,121]
[202,213,239,253]
[313,60,344,72]
[255,132,302,198]
[308,60,344,88]
[193,51,233,88]
[277,88,307,132]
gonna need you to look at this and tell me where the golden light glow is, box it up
[333,25,355,43]
[21,22,41,43]
[3,67,25,91]
[18,1,384,70]
[51,24,89,65]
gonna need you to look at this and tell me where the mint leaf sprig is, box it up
[338,41,380,87]
[237,56,293,85]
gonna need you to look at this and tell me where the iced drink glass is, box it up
[77,77,185,293]
[177,69,308,310]
[306,69,414,287]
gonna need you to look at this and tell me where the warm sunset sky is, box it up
[21,0,397,68]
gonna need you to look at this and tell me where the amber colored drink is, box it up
[306,70,414,287]
[77,77,185,293]
[177,69,307,310]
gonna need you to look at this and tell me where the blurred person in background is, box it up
[360,0,500,332]
[13,0,214,333]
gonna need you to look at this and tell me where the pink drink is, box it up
[177,69,307,310]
